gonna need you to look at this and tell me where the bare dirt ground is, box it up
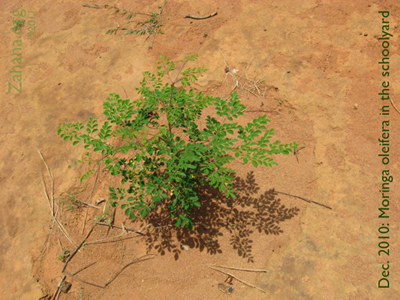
[1,0,400,299]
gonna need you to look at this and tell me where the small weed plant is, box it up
[58,247,70,262]
[58,54,298,229]
[83,2,166,48]
[60,193,83,212]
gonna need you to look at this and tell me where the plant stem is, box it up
[168,83,175,133]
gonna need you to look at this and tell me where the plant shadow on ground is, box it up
[144,171,300,262]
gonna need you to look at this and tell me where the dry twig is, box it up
[274,190,332,210]
[104,255,156,287]
[37,149,78,249]
[208,266,266,293]
[81,159,103,235]
[184,12,217,19]
[244,109,277,114]
[293,146,306,164]
[389,96,400,114]
[85,231,130,245]
[63,271,105,289]
[62,193,99,209]
[209,265,268,273]
[307,177,320,184]
[96,221,145,235]
[62,225,96,273]
[63,254,156,289]
[72,261,98,276]
[217,48,268,98]
[37,149,54,214]
[51,275,66,300]
[41,204,61,255]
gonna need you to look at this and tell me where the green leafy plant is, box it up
[60,193,83,212]
[94,201,115,226]
[58,247,70,262]
[58,54,298,229]
[83,2,166,48]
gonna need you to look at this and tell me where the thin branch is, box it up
[37,149,79,249]
[63,271,105,289]
[62,225,96,273]
[40,174,77,249]
[82,159,102,234]
[293,146,306,164]
[72,261,98,276]
[81,207,89,235]
[244,58,255,75]
[307,177,320,184]
[173,59,188,84]
[85,234,137,245]
[167,83,175,133]
[37,149,54,215]
[91,232,126,244]
[96,222,145,235]
[88,159,103,202]
[208,266,266,293]
[104,255,156,287]
[123,86,129,98]
[62,193,99,209]
[243,110,277,114]
[218,47,229,67]
[63,255,156,289]
[274,190,332,210]
[208,265,268,273]
[40,174,52,213]
[84,221,130,245]
[51,275,66,300]
[184,12,218,20]
[389,96,400,114]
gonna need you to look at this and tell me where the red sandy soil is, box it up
[1,0,400,299]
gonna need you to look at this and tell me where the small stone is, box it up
[364,33,368,36]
